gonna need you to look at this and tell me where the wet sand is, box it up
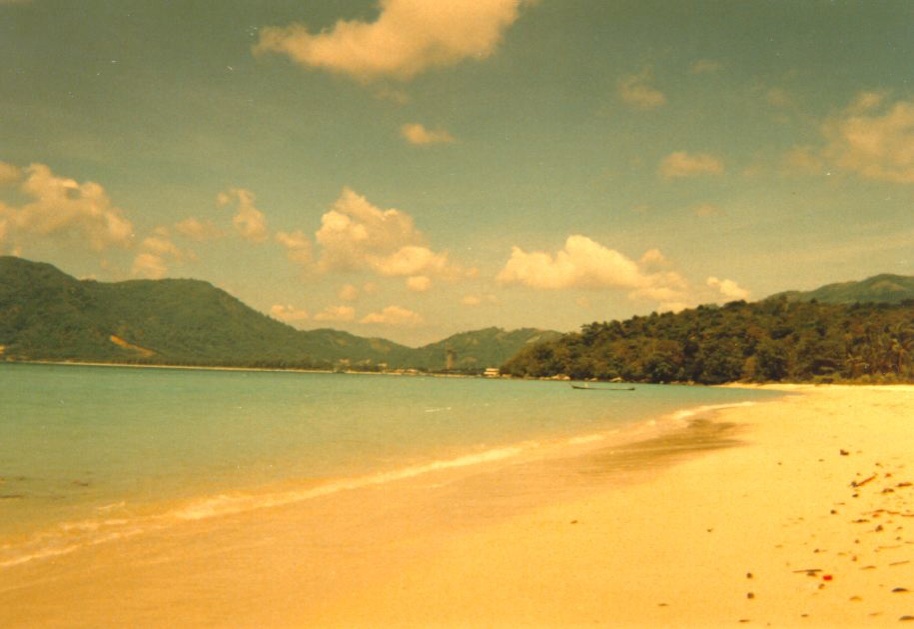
[2,385,913,627]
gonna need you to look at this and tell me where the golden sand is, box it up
[2,385,912,627]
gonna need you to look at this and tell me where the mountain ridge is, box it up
[0,256,557,371]
[767,273,914,305]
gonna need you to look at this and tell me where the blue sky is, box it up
[2,0,913,345]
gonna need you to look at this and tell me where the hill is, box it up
[768,273,914,305]
[0,256,554,371]
[409,327,564,371]
[504,297,914,384]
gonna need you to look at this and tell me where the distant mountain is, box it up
[768,273,914,305]
[408,327,564,371]
[0,256,556,371]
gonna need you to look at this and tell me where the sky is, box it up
[2,0,913,346]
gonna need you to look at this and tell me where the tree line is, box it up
[502,298,914,384]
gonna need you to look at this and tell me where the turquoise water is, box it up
[0,363,782,567]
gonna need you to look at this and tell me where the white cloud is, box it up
[131,230,189,279]
[406,275,431,292]
[271,304,310,322]
[618,68,666,110]
[315,188,461,280]
[314,305,356,323]
[0,161,22,186]
[659,151,725,178]
[174,217,224,242]
[131,253,168,279]
[217,188,269,243]
[707,276,750,301]
[496,235,689,310]
[498,236,642,290]
[782,146,825,176]
[820,92,914,184]
[0,162,134,251]
[254,0,528,83]
[401,123,456,146]
[338,284,360,301]
[461,293,497,307]
[638,248,668,269]
[376,245,450,277]
[275,229,313,265]
[360,305,424,326]
[138,234,181,258]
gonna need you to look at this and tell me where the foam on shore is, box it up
[0,398,754,572]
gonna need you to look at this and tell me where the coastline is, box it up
[2,385,912,627]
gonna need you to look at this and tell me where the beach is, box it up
[2,384,913,627]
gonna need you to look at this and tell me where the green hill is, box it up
[504,297,914,385]
[0,256,555,371]
[0,256,407,368]
[768,273,914,305]
[409,327,564,371]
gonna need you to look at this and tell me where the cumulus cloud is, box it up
[313,305,356,323]
[0,161,22,186]
[782,146,825,176]
[254,0,528,83]
[406,275,432,292]
[131,253,168,279]
[0,162,134,252]
[315,188,460,283]
[819,92,914,184]
[174,217,224,242]
[217,188,269,243]
[131,229,191,279]
[707,276,750,301]
[401,123,456,146]
[498,236,642,290]
[618,68,666,110]
[461,293,497,307]
[496,235,689,310]
[338,284,360,301]
[360,305,424,326]
[270,304,310,322]
[275,229,313,265]
[659,151,725,178]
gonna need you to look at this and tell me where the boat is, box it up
[570,383,635,391]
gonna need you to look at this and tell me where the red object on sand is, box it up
[823,575,833,581]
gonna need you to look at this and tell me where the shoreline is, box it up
[2,386,913,626]
[0,393,759,572]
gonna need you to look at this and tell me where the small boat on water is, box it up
[571,383,635,391]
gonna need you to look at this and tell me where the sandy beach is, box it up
[2,385,913,627]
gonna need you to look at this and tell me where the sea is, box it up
[0,362,784,570]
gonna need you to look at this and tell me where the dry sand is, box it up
[2,385,913,627]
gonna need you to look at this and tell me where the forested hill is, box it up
[768,274,914,305]
[503,297,914,385]
[0,256,554,371]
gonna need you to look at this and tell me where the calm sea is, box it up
[0,363,782,568]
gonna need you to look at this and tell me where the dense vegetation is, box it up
[0,256,552,372]
[503,298,914,384]
[770,273,914,305]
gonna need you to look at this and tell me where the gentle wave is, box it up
[0,399,763,570]
[0,442,537,568]
[669,401,757,423]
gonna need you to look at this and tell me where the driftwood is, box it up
[792,568,823,574]
[850,474,877,488]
